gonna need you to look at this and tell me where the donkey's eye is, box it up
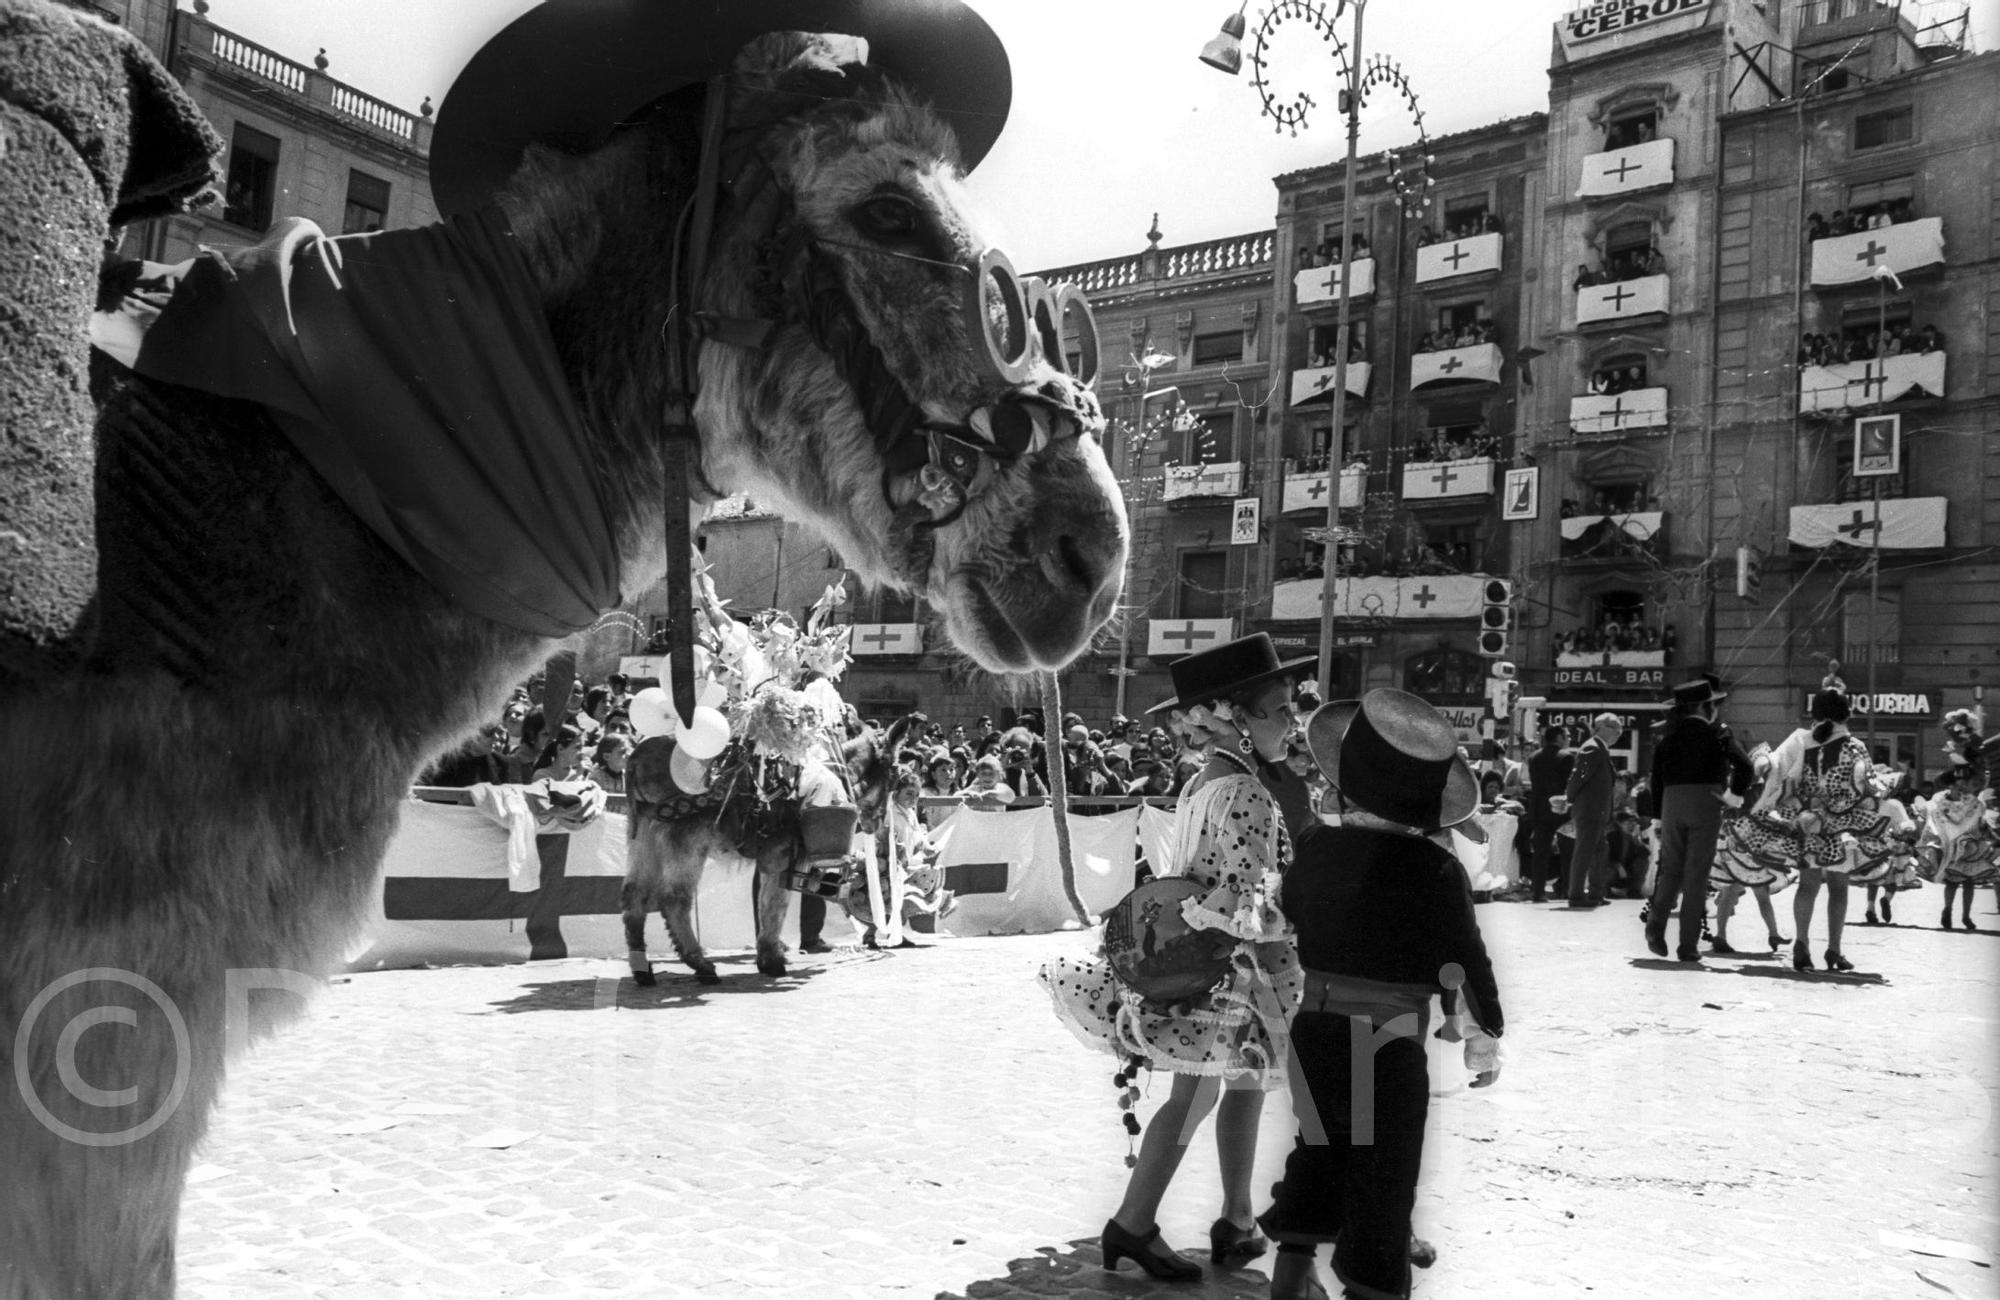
[855,195,922,241]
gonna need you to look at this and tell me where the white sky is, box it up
[212,0,1993,269]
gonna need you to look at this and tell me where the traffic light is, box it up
[1477,578,1513,657]
[1484,660,1517,717]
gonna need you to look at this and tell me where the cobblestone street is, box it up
[176,894,2000,1300]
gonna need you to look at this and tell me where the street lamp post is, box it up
[1204,0,1429,703]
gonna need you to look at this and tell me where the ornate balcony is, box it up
[1161,461,1245,502]
[1281,466,1366,514]
[1290,361,1372,406]
[1576,274,1668,325]
[1401,458,1496,503]
[1415,232,1502,286]
[1559,510,1666,563]
[1294,258,1376,305]
[1271,574,1489,622]
[847,623,925,656]
[1798,352,1945,415]
[1808,219,1944,289]
[1789,498,1946,550]
[1147,618,1236,658]
[1569,387,1668,435]
[1576,138,1674,199]
[1410,343,1503,391]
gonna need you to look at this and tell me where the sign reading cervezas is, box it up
[1562,0,1711,43]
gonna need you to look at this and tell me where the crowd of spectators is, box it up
[1805,199,1914,240]
[1415,210,1503,246]
[1602,117,1657,150]
[1553,620,1677,661]
[1294,231,1372,269]
[1572,244,1666,289]
[1414,319,1499,352]
[1304,335,1368,368]
[422,675,641,793]
[1586,364,1649,395]
[1798,323,1944,366]
[1407,423,1500,464]
[1560,486,1658,518]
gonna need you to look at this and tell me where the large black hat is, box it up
[1668,677,1727,709]
[1145,633,1316,716]
[431,0,1013,218]
[1304,689,1479,831]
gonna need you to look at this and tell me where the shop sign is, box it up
[1436,705,1485,746]
[1260,630,1377,653]
[1799,691,1934,718]
[1554,667,1665,689]
[1561,0,1711,44]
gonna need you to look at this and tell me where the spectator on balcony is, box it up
[1573,263,1601,291]
[1296,245,1316,272]
[1452,324,1478,349]
[1476,318,1498,344]
[1319,236,1341,264]
[1560,497,1579,519]
[1481,211,1503,235]
[1917,324,1942,353]
[1868,206,1892,231]
[1416,225,1438,248]
[1351,232,1370,259]
[1889,196,1914,224]
[1414,331,1436,354]
[1829,209,1852,236]
[1640,245,1667,276]
[1806,212,1829,240]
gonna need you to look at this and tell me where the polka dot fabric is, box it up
[1039,757,1302,1085]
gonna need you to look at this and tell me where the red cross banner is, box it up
[1787,497,1947,550]
[1576,273,1668,325]
[1797,351,1945,415]
[1415,231,1503,285]
[1293,257,1376,305]
[1410,343,1503,390]
[1271,574,1485,621]
[1281,466,1365,514]
[1575,138,1675,198]
[1400,457,1496,501]
[1569,386,1668,434]
[1147,618,1235,657]
[1288,361,1372,406]
[849,622,924,655]
[1808,218,1945,288]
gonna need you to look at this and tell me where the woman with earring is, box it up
[1789,690,1890,971]
[1039,634,1310,1281]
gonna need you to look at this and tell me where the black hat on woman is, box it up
[1145,632,1315,715]
[1304,688,1479,832]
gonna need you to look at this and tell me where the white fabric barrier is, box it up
[926,806,1143,934]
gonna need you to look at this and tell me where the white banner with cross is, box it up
[1415,231,1503,285]
[1294,257,1376,305]
[1788,498,1946,550]
[1576,138,1675,198]
[1281,466,1366,514]
[1808,218,1945,289]
[1409,343,1502,390]
[1270,575,1486,622]
[848,622,924,656]
[1797,352,1945,415]
[1289,362,1373,406]
[1401,457,1496,501]
[1569,386,1668,434]
[1146,617,1236,657]
[1576,274,1668,325]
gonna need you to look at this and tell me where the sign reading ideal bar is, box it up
[1555,667,1665,689]
[1561,0,1710,45]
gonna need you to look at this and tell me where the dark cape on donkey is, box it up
[0,1,1128,1295]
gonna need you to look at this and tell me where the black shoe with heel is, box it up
[1825,949,1854,972]
[1100,1219,1201,1281]
[1792,945,1814,972]
[1208,1217,1266,1266]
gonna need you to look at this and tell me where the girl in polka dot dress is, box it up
[1038,635,1308,1281]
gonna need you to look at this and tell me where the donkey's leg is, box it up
[656,883,719,985]
[620,879,657,987]
[754,849,793,978]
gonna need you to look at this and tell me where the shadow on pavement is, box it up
[934,1236,1274,1299]
[483,956,836,1014]
[1729,964,1888,985]
[1628,958,1720,973]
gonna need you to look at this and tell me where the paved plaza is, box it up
[175,893,2000,1300]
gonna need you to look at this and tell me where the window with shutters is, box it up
[342,170,390,233]
[1854,107,1913,152]
[1192,331,1243,366]
[222,124,280,231]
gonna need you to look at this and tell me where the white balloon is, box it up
[678,705,732,760]
[628,687,674,738]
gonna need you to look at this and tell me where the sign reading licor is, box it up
[1560,0,1712,48]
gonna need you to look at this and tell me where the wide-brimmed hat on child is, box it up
[1145,632,1315,716]
[1304,688,1479,832]
[1668,676,1728,710]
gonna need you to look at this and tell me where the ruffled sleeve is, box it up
[1175,774,1293,944]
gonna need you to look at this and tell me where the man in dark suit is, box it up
[1523,725,1574,902]
[1645,679,1756,961]
[1559,713,1623,907]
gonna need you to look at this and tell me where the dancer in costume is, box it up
[1860,763,1924,924]
[1788,691,1894,971]
[1708,743,1796,954]
[1039,635,1309,1280]
[1916,763,1998,930]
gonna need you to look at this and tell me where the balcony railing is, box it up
[329,83,416,140]
[1272,574,1490,622]
[1410,342,1503,390]
[1576,273,1668,325]
[210,27,308,91]
[1798,351,1944,414]
[1789,498,1947,550]
[1401,457,1496,502]
[1559,510,1666,562]
[1570,387,1669,434]
[1576,138,1675,199]
[1289,361,1372,405]
[1161,460,1245,501]
[1415,232,1503,285]
[846,623,925,656]
[1809,218,1944,289]
[1281,466,1366,514]
[1294,258,1376,304]
[1036,232,1273,296]
[1147,618,1236,658]
[189,16,429,149]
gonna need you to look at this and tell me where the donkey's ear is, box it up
[730,30,870,90]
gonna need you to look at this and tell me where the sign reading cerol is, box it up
[1561,0,1711,44]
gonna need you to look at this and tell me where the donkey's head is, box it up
[691,33,1129,674]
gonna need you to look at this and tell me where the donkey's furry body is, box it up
[1,31,1125,1299]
